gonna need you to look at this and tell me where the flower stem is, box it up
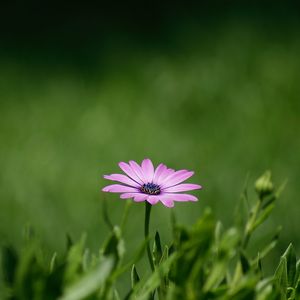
[144,201,154,272]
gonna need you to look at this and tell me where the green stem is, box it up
[144,201,154,272]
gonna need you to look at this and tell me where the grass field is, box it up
[0,16,300,292]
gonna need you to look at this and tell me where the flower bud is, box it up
[255,171,274,199]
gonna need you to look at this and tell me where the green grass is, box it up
[1,172,299,299]
[0,18,300,286]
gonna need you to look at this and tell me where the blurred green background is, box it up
[0,1,300,273]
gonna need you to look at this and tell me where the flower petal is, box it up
[133,194,148,202]
[104,174,140,187]
[129,160,146,183]
[162,193,198,202]
[146,195,160,205]
[159,195,175,208]
[102,184,138,193]
[161,170,194,188]
[156,168,175,185]
[141,158,155,183]
[120,193,140,199]
[119,162,144,184]
[152,163,167,184]
[158,169,182,185]
[119,192,149,202]
[163,183,202,193]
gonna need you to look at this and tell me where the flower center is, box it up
[140,183,161,195]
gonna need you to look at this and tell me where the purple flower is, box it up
[102,159,202,208]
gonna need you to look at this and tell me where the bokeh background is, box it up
[0,0,300,278]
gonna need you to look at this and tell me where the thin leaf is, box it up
[49,252,57,273]
[130,254,176,300]
[259,226,281,260]
[59,256,114,300]
[64,235,86,285]
[153,231,163,267]
[252,204,275,231]
[214,221,223,248]
[274,257,288,294]
[131,265,140,288]
[282,244,297,287]
[295,260,300,288]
